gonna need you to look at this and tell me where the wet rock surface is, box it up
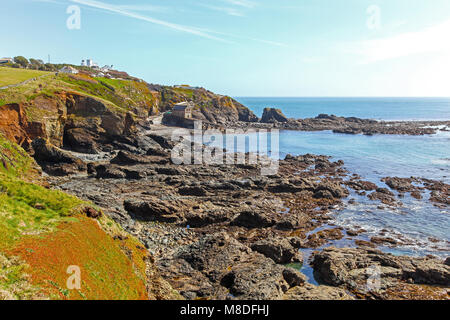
[312,247,450,299]
[229,113,450,136]
[380,176,449,207]
[156,233,306,299]
[283,283,354,300]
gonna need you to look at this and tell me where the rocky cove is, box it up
[42,125,449,300]
[0,73,449,300]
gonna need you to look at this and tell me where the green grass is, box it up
[0,134,84,247]
[0,134,154,300]
[0,134,37,179]
[0,67,50,87]
[171,87,194,99]
[0,174,85,248]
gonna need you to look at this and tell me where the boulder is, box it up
[230,210,276,229]
[314,181,348,199]
[305,228,344,248]
[110,150,150,165]
[368,188,398,205]
[283,283,354,300]
[345,180,378,191]
[251,238,303,264]
[146,147,169,157]
[312,247,450,290]
[124,198,180,223]
[94,164,126,179]
[383,177,414,192]
[31,138,86,175]
[261,108,289,123]
[63,128,98,154]
[32,138,80,164]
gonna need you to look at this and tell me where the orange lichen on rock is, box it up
[6,215,148,300]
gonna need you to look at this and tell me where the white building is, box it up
[101,65,113,72]
[81,58,98,68]
[59,66,79,74]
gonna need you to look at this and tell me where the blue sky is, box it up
[1,0,450,96]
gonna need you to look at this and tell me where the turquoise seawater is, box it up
[232,97,450,257]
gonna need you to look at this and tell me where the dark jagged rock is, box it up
[305,228,344,248]
[146,134,174,150]
[95,164,126,179]
[157,233,303,300]
[383,177,415,192]
[312,247,450,295]
[31,138,86,175]
[178,186,207,197]
[368,188,398,206]
[283,283,354,300]
[314,181,348,199]
[230,210,276,229]
[261,108,289,123]
[124,198,180,223]
[63,128,99,154]
[83,207,102,219]
[345,180,378,191]
[251,238,303,264]
[111,151,150,165]
[146,146,169,157]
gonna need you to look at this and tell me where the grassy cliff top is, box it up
[0,68,155,117]
[0,67,50,87]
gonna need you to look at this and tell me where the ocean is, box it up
[236,97,450,121]
[233,97,450,258]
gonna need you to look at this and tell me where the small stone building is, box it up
[172,102,194,119]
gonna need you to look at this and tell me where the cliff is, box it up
[149,85,258,124]
[0,67,186,299]
[0,68,258,152]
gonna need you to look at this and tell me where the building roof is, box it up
[173,102,194,111]
[59,66,79,73]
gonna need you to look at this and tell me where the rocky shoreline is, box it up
[228,110,450,136]
[163,105,450,135]
[40,120,449,300]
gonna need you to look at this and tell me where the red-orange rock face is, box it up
[0,103,34,147]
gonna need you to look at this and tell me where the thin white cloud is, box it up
[354,19,450,63]
[222,0,256,8]
[114,5,167,13]
[69,0,230,42]
[200,4,245,17]
[35,0,281,47]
